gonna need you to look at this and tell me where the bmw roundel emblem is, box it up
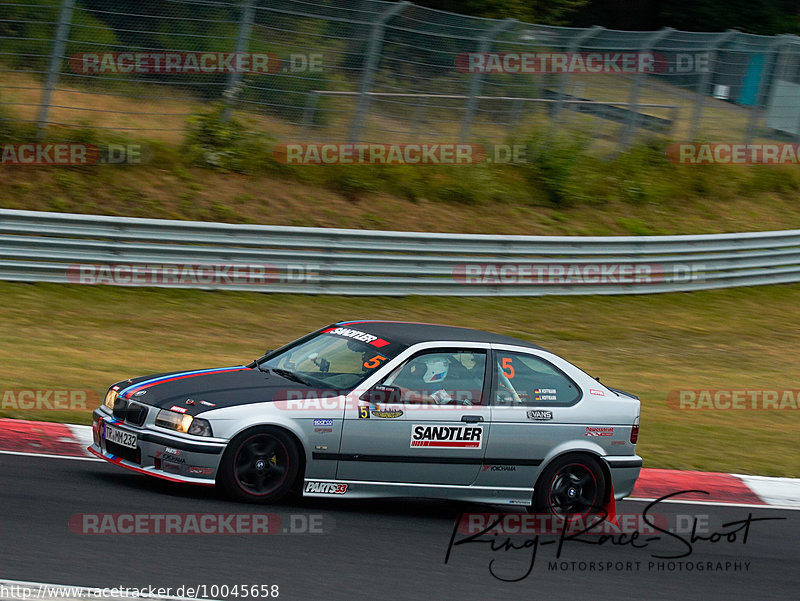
[133,390,147,396]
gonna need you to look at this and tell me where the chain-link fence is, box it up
[3,0,800,153]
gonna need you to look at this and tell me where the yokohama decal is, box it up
[410,424,483,449]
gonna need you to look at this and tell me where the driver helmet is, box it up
[423,357,449,384]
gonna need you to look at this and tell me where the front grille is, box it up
[105,439,141,464]
[112,397,148,426]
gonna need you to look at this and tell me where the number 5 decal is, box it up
[501,357,515,379]
[359,406,370,419]
[363,355,387,369]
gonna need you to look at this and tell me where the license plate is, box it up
[104,424,137,449]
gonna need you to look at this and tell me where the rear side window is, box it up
[492,351,581,406]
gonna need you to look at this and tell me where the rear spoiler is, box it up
[606,386,639,400]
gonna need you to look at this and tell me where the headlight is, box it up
[155,409,193,432]
[155,410,213,437]
[104,389,118,410]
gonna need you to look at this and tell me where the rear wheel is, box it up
[218,427,300,503]
[530,454,606,518]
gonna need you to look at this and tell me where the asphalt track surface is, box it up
[2,453,797,601]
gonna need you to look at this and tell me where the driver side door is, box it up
[336,345,492,486]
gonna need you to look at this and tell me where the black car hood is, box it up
[114,366,306,416]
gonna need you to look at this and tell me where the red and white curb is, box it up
[1,419,797,509]
[627,467,800,509]
[0,419,96,461]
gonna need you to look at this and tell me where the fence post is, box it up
[348,1,409,144]
[790,43,800,140]
[744,35,791,143]
[36,0,75,139]
[459,18,516,142]
[689,29,737,141]
[301,91,321,139]
[222,0,256,120]
[618,27,673,151]
[552,25,604,123]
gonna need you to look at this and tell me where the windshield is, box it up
[258,328,405,391]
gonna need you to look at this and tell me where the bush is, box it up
[513,133,593,206]
[183,104,277,174]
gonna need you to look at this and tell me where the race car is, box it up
[90,320,642,514]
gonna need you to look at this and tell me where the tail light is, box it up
[630,417,640,444]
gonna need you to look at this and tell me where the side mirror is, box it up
[361,385,401,404]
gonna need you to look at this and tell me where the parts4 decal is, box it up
[304,481,348,495]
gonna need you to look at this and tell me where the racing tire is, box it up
[218,426,300,504]
[530,454,607,519]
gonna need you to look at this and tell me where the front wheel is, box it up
[217,426,300,503]
[530,454,607,518]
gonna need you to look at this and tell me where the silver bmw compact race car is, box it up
[90,321,642,515]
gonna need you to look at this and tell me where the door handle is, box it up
[461,415,484,423]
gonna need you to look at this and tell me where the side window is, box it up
[382,350,487,405]
[493,351,580,406]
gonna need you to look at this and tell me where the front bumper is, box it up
[91,409,225,486]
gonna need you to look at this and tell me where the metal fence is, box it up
[2,209,800,295]
[4,0,800,152]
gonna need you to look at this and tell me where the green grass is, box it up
[0,281,797,477]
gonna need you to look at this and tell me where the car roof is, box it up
[332,320,546,351]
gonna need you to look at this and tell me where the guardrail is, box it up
[1,209,799,295]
